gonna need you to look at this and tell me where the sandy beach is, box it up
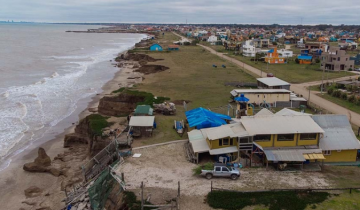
[0,55,143,210]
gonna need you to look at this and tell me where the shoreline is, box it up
[0,37,145,209]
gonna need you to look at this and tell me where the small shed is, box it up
[134,105,153,116]
[168,45,179,51]
[129,116,155,137]
[297,55,313,64]
[149,43,163,51]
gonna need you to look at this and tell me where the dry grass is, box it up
[130,33,255,145]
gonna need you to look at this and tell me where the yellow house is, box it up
[188,123,249,163]
[312,115,360,163]
[241,115,325,167]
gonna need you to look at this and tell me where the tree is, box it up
[272,42,277,45]
[341,92,348,100]
[295,58,300,64]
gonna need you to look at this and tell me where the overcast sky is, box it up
[1,0,360,24]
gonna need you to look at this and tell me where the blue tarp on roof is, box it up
[298,55,313,60]
[235,94,249,102]
[185,107,231,129]
[268,49,274,53]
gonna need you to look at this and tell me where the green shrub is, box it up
[348,95,356,103]
[327,87,334,95]
[348,68,353,71]
[332,90,342,98]
[207,190,329,210]
[295,58,300,64]
[192,162,214,175]
[315,58,320,63]
[123,89,170,107]
[341,92,348,100]
[112,87,126,94]
[87,114,110,136]
[123,191,156,210]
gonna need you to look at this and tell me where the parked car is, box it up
[354,68,360,72]
[267,73,274,77]
[200,163,240,180]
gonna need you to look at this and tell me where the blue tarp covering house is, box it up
[185,107,231,129]
[268,49,274,53]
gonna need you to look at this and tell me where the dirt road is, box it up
[172,32,360,126]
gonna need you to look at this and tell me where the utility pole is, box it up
[321,67,325,94]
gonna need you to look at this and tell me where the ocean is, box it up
[0,23,145,169]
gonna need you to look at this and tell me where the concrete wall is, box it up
[323,149,357,162]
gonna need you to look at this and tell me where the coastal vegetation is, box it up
[87,114,110,136]
[207,190,330,210]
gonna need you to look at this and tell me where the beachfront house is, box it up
[129,116,155,137]
[243,115,326,169]
[242,40,256,57]
[149,43,163,51]
[312,115,360,163]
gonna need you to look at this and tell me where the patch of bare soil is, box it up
[117,143,331,197]
[173,100,191,105]
[135,65,169,75]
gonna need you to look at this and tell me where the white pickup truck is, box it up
[200,163,240,180]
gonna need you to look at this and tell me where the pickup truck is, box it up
[200,163,240,180]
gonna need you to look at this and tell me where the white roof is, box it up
[129,116,155,127]
[275,108,311,116]
[209,146,238,155]
[241,115,324,135]
[257,77,290,87]
[188,130,210,153]
[201,123,249,140]
[233,89,291,94]
[255,108,274,116]
[312,115,360,151]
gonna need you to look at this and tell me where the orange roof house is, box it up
[265,48,286,64]
[318,37,329,42]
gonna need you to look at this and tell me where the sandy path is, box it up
[117,142,330,198]
[172,32,360,127]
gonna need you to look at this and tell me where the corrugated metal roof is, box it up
[275,108,311,116]
[188,130,205,142]
[201,123,249,140]
[233,89,291,94]
[255,108,274,116]
[298,55,313,60]
[129,116,155,127]
[257,77,290,87]
[190,139,210,153]
[209,146,238,155]
[312,115,360,150]
[264,149,306,162]
[241,115,324,135]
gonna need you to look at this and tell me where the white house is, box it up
[207,35,218,43]
[277,49,293,58]
[242,40,256,57]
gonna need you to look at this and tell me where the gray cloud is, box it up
[1,0,360,24]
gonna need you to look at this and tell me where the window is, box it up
[222,138,229,146]
[254,135,271,142]
[222,167,229,172]
[338,57,340,61]
[346,58,348,61]
[215,167,221,171]
[230,139,233,145]
[277,134,294,141]
[219,139,222,146]
[300,133,317,140]
[323,150,331,155]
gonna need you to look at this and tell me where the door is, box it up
[220,166,231,177]
[214,166,222,176]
